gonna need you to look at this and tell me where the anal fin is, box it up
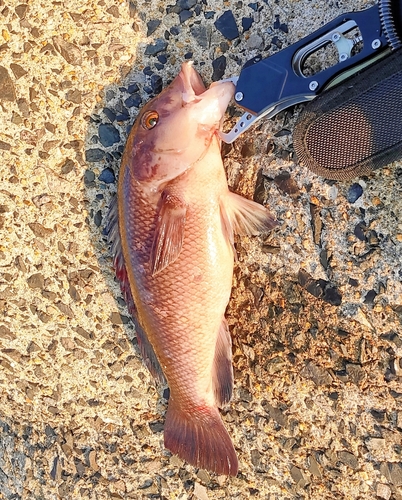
[213,317,234,407]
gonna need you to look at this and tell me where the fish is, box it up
[108,61,277,476]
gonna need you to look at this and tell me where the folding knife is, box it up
[220,0,402,143]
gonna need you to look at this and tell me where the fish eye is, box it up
[141,111,159,130]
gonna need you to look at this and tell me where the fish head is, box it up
[125,62,234,187]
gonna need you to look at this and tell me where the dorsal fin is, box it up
[107,196,166,384]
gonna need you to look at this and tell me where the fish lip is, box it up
[179,61,206,97]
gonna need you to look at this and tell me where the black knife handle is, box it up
[235,4,387,116]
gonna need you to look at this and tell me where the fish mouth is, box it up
[179,62,207,101]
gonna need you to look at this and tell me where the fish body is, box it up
[109,62,276,475]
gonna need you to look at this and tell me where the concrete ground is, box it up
[1,0,402,498]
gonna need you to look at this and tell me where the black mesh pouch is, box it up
[293,48,402,180]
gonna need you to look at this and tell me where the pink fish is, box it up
[108,62,277,475]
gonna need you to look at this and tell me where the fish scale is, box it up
[121,144,234,405]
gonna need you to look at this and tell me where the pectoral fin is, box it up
[150,192,187,276]
[221,191,278,238]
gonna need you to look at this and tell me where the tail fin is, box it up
[164,399,238,476]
